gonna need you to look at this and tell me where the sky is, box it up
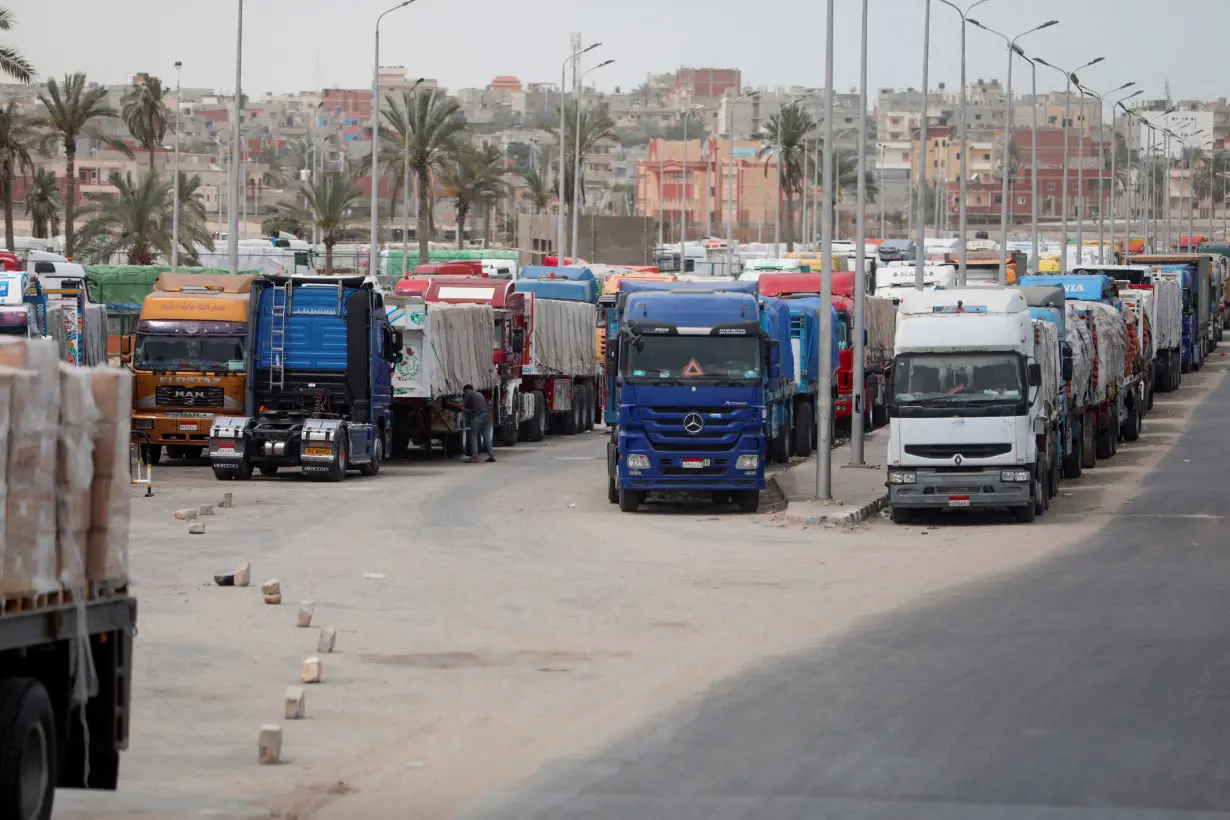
[13,0,1229,104]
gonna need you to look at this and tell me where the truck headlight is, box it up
[736,454,759,470]
[888,469,916,484]
[1001,469,1031,482]
[134,419,154,431]
[626,454,650,470]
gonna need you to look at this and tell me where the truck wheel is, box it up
[139,443,161,466]
[1081,410,1097,469]
[498,414,518,447]
[1034,471,1046,517]
[890,505,913,525]
[872,400,889,428]
[258,465,279,477]
[529,391,547,442]
[1063,417,1083,479]
[1122,396,1141,442]
[0,677,56,820]
[618,488,642,512]
[358,432,382,477]
[769,421,791,464]
[607,474,619,504]
[1048,438,1060,498]
[1095,408,1114,460]
[583,386,595,431]
[563,391,580,435]
[1013,495,1037,523]
[233,457,253,481]
[212,465,234,481]
[391,428,410,459]
[711,492,731,505]
[330,436,348,482]
[793,403,813,458]
[734,490,760,513]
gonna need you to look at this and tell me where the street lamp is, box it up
[851,0,871,466]
[679,103,704,249]
[914,0,932,291]
[557,42,600,263]
[309,101,324,246]
[172,61,182,272]
[229,0,244,275]
[1105,88,1144,259]
[369,0,417,278]
[816,0,836,499]
[937,0,994,283]
[401,77,425,274]
[1075,80,1133,263]
[726,91,757,274]
[968,17,1058,283]
[1182,129,1207,249]
[570,58,614,261]
[1034,56,1104,273]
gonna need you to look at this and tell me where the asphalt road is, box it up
[468,366,1230,820]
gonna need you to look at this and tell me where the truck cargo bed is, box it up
[0,583,135,654]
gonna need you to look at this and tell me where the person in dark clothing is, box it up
[461,384,495,463]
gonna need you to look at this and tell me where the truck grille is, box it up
[641,406,752,452]
[155,385,226,409]
[658,457,729,476]
[904,443,1012,459]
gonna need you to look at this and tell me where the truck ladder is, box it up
[270,281,290,390]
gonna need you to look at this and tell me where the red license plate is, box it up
[947,496,971,507]
[681,458,711,469]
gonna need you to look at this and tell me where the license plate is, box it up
[681,458,710,469]
[178,423,198,432]
[215,446,235,455]
[948,496,971,507]
[304,447,333,457]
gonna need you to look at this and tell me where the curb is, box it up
[835,493,889,525]
[776,492,889,527]
[761,474,789,513]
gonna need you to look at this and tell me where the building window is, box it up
[983,153,991,161]
[1017,196,1026,205]
[1048,182,1056,191]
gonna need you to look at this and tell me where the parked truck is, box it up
[208,275,400,480]
[1018,285,1075,491]
[385,293,500,457]
[126,273,254,464]
[1128,254,1212,373]
[0,270,42,338]
[605,281,792,513]
[887,287,1048,523]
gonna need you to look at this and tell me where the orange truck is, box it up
[128,273,255,464]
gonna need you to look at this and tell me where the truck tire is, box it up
[330,436,348,482]
[1013,495,1037,523]
[1122,395,1141,442]
[890,505,913,525]
[497,413,518,448]
[618,488,642,512]
[1062,417,1083,479]
[1095,409,1114,460]
[1081,410,1097,469]
[793,403,813,458]
[258,465,279,477]
[734,490,760,513]
[769,420,791,464]
[1048,437,1060,498]
[358,431,382,477]
[608,474,619,504]
[0,677,56,820]
[563,390,580,435]
[391,428,410,459]
[529,391,547,442]
[583,386,595,431]
[872,399,889,428]
[139,443,161,466]
[1034,471,1046,517]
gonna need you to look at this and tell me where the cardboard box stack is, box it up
[0,337,131,602]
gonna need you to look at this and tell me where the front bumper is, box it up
[889,467,1031,509]
[619,446,765,492]
[133,412,218,446]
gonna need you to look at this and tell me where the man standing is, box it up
[461,384,495,463]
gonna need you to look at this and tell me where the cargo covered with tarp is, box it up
[384,249,519,278]
[84,266,260,311]
[1064,303,1095,411]
[386,296,495,399]
[525,295,596,377]
[864,295,897,361]
[1072,300,1127,405]
[1031,318,1061,420]
[1151,277,1182,350]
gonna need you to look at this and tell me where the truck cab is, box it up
[875,262,958,304]
[0,272,40,338]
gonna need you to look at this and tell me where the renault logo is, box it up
[954,454,964,465]
[682,413,705,434]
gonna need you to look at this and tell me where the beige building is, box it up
[911,126,999,186]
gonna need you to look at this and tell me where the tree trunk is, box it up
[483,201,491,248]
[325,239,335,274]
[784,189,795,252]
[456,205,468,250]
[2,164,13,252]
[416,165,431,265]
[387,173,402,246]
[149,148,156,177]
[65,143,77,257]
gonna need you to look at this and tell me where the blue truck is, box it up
[604,280,796,513]
[1018,284,1077,488]
[782,297,839,459]
[1127,255,1212,373]
[208,275,400,481]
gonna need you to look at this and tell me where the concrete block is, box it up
[174,508,198,520]
[258,724,282,764]
[284,686,306,720]
[198,503,214,516]
[301,655,322,683]
[188,522,206,535]
[219,492,234,509]
[263,592,282,605]
[234,562,250,587]
[261,578,280,596]
[297,601,315,628]
[317,628,337,653]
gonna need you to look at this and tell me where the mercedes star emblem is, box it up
[682,413,705,434]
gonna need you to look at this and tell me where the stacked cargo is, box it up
[1064,304,1095,412]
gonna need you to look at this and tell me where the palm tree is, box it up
[0,101,41,250]
[76,172,214,265]
[441,144,504,250]
[522,165,552,213]
[121,73,170,175]
[274,171,362,273]
[758,103,815,251]
[1193,150,1230,206]
[538,100,618,243]
[38,73,133,257]
[25,168,60,239]
[0,8,33,84]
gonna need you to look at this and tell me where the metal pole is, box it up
[1030,60,1039,272]
[657,154,664,247]
[816,0,836,500]
[726,107,735,272]
[704,137,712,239]
[172,61,182,271]
[1097,100,1106,262]
[1075,89,1086,264]
[228,0,242,276]
[851,0,869,466]
[956,9,969,282]
[570,63,585,261]
[368,4,410,278]
[997,48,1013,284]
[915,0,931,291]
[879,144,886,239]
[557,57,569,261]
[801,136,809,248]
[1164,131,1170,249]
[773,135,780,256]
[1061,79,1071,273]
[681,111,688,248]
[402,93,411,275]
[812,139,821,246]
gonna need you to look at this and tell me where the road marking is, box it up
[554,456,597,460]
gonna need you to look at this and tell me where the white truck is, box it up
[887,288,1047,524]
[874,262,959,304]
[0,271,39,338]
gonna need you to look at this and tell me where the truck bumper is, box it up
[618,450,765,492]
[133,412,218,446]
[889,467,1031,509]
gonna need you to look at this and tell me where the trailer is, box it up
[513,279,601,436]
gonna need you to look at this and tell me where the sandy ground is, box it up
[56,355,1225,820]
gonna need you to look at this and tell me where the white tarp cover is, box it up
[528,297,596,377]
[1032,318,1061,419]
[864,296,897,361]
[388,297,495,398]
[1073,300,1127,404]
[1117,290,1155,362]
[1064,303,1095,411]
[1151,277,1182,350]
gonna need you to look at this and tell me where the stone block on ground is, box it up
[301,655,322,683]
[234,561,250,586]
[174,508,198,520]
[261,578,280,596]
[198,503,214,516]
[284,686,306,719]
[263,592,282,605]
[297,601,314,628]
[219,492,233,509]
[188,522,205,535]
[258,725,282,764]
[317,628,337,653]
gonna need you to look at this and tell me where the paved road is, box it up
[469,368,1230,820]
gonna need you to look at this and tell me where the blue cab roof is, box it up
[623,289,760,328]
[1019,274,1116,302]
[620,279,759,296]
[513,278,597,303]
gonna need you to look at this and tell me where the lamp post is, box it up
[229,0,244,276]
[679,104,703,250]
[1183,130,1206,249]
[172,61,182,272]
[1011,48,1041,273]
[937,0,994,284]
[727,91,757,274]
[369,0,416,278]
[816,0,836,500]
[309,101,324,246]
[1209,148,1229,243]
[557,42,599,263]
[969,17,1058,283]
[570,58,614,262]
[1105,89,1143,259]
[851,0,870,465]
[914,0,931,291]
[1075,81,1133,263]
[1035,57,1103,273]
[400,77,425,276]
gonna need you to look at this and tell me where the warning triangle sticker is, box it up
[681,359,705,377]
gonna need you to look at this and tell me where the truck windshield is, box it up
[134,334,247,373]
[893,353,1024,405]
[836,312,851,350]
[0,324,27,336]
[624,335,762,382]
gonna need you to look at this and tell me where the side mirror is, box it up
[1027,362,1042,387]
[767,338,781,380]
[1061,349,1073,382]
[120,335,133,356]
[394,351,404,365]
[511,327,524,354]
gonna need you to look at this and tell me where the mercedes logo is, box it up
[682,413,705,434]
[954,454,964,465]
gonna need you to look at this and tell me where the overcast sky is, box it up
[14,0,1227,103]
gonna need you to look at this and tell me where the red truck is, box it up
[757,271,896,432]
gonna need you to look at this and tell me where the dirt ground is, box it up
[57,357,1226,820]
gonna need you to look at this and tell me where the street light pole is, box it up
[369,0,414,278]
[726,93,756,274]
[172,61,182,272]
[557,42,599,263]
[400,78,424,276]
[680,105,700,250]
[228,0,243,276]
[1076,81,1133,263]
[914,0,931,292]
[571,58,614,262]
[851,0,869,465]
[1108,90,1143,259]
[816,0,836,500]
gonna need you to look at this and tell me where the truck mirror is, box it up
[767,338,781,379]
[1027,362,1042,387]
[392,329,404,354]
[120,335,133,356]
[1061,350,1073,381]
[511,327,524,354]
